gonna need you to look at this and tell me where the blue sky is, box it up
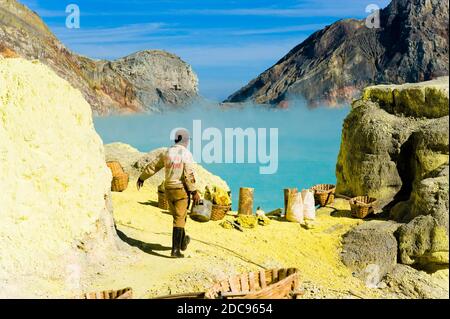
[21,0,390,101]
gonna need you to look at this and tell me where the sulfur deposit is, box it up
[0,58,123,298]
[337,78,449,295]
[1,57,447,299]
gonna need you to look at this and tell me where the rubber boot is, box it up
[171,227,184,258]
[181,229,190,251]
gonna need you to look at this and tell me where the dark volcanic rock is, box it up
[226,0,449,106]
[0,0,198,115]
[342,220,401,286]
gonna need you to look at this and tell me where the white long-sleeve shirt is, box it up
[139,144,198,192]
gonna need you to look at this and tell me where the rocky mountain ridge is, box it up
[0,0,199,115]
[226,0,449,107]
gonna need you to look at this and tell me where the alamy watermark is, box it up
[169,120,279,175]
[64,3,380,30]
[364,264,382,288]
[66,4,80,29]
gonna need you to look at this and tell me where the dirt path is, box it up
[81,184,391,299]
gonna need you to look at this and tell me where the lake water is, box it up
[94,102,349,211]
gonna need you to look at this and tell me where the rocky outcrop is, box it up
[396,215,449,266]
[0,0,198,115]
[336,77,449,211]
[0,58,126,298]
[338,77,449,273]
[104,142,230,192]
[341,220,449,297]
[107,51,198,111]
[391,164,449,227]
[342,221,401,286]
[384,264,449,299]
[226,0,449,107]
[104,143,147,176]
[362,78,449,119]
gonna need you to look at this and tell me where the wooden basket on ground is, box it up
[79,287,133,299]
[205,268,301,299]
[107,161,124,177]
[111,173,129,192]
[211,204,231,221]
[350,196,377,219]
[311,184,336,207]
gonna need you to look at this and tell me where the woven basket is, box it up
[79,287,132,299]
[111,173,129,192]
[107,161,124,177]
[350,196,377,219]
[311,184,336,207]
[211,204,231,221]
[158,191,169,210]
[205,268,300,299]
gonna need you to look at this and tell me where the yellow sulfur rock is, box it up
[0,58,118,298]
[220,220,234,230]
[236,215,258,229]
[204,185,232,206]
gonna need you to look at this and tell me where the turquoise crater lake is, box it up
[94,103,349,212]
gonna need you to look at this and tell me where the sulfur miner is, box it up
[136,129,201,258]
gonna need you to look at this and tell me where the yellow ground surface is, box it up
[85,183,388,299]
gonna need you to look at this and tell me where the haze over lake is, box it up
[95,102,349,211]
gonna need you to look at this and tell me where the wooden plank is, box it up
[259,270,267,289]
[240,274,249,293]
[117,290,133,299]
[265,270,272,284]
[272,269,279,284]
[221,291,250,299]
[279,268,287,280]
[248,272,256,292]
[229,276,240,293]
[152,292,205,299]
[243,274,295,299]
[220,280,230,293]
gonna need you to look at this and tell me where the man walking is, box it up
[136,129,200,258]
